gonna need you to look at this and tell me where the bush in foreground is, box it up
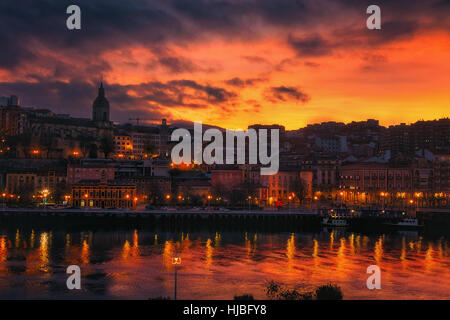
[315,283,343,300]
[265,281,342,300]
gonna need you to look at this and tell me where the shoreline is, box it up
[1,207,448,235]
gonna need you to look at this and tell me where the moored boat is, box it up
[322,217,349,227]
[384,218,423,229]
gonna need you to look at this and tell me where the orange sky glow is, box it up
[101,31,450,129]
[0,1,449,130]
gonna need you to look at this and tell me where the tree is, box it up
[16,184,35,206]
[100,134,114,158]
[265,281,313,300]
[265,281,342,300]
[53,180,70,204]
[147,179,165,205]
[39,133,56,158]
[241,181,259,198]
[188,194,202,206]
[315,284,343,300]
[11,133,32,158]
[143,142,157,156]
[88,143,98,158]
[77,134,92,158]
[212,182,231,204]
[230,189,246,207]
[291,177,307,204]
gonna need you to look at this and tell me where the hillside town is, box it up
[0,85,449,211]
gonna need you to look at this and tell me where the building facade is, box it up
[71,180,137,209]
[67,162,115,186]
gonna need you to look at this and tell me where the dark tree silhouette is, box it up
[88,143,98,158]
[265,281,313,300]
[11,133,32,158]
[315,283,343,300]
[53,180,70,204]
[77,134,92,158]
[39,133,55,158]
[143,142,157,156]
[291,177,307,203]
[100,134,114,158]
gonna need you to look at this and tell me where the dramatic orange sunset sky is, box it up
[0,0,449,129]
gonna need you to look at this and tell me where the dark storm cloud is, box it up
[167,80,237,104]
[0,78,237,117]
[332,20,420,47]
[225,77,266,88]
[106,80,239,120]
[172,0,316,30]
[288,35,334,57]
[366,20,419,44]
[158,57,200,74]
[0,79,97,115]
[289,19,421,57]
[0,39,35,68]
[265,86,310,104]
[0,0,448,123]
[0,0,447,68]
[96,80,238,112]
[435,0,450,6]
[0,0,189,68]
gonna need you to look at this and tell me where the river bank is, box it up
[0,207,448,235]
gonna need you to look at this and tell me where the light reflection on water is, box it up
[0,228,448,299]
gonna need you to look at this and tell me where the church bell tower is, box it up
[92,82,110,125]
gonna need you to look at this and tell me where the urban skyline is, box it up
[0,0,449,302]
[1,90,449,131]
[1,84,448,211]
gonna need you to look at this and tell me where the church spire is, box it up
[98,82,105,97]
[92,82,110,124]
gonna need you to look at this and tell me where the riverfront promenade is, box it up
[1,207,448,233]
[0,207,318,216]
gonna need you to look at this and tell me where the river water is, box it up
[0,227,448,299]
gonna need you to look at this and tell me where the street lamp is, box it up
[414,192,423,208]
[339,191,345,208]
[313,195,319,213]
[207,195,212,210]
[125,194,130,209]
[64,195,71,206]
[172,254,181,300]
[1,192,6,210]
[380,191,386,211]
[41,189,49,209]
